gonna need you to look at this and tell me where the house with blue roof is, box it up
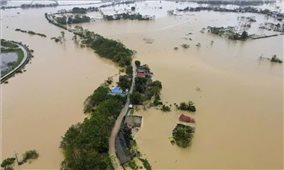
[111,86,124,96]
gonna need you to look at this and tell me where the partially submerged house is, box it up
[179,114,195,123]
[124,115,143,129]
[115,115,143,165]
[110,86,124,96]
[115,130,134,165]
[136,64,153,78]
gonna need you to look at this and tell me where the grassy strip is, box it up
[1,39,18,48]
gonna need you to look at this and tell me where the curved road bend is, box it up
[109,61,136,169]
[1,43,28,82]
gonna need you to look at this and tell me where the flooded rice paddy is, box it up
[1,0,283,169]
[1,53,18,73]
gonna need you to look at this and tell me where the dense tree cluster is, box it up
[71,7,87,14]
[19,150,39,165]
[130,77,162,105]
[193,0,275,6]
[84,86,126,113]
[61,86,125,170]
[208,26,249,40]
[1,150,39,170]
[80,31,133,67]
[118,75,132,91]
[15,28,47,37]
[177,6,284,21]
[1,39,18,48]
[55,15,91,25]
[176,101,196,112]
[1,158,15,170]
[172,124,195,148]
[103,13,152,21]
[271,55,283,63]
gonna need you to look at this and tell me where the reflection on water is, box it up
[1,52,18,72]
[1,0,283,169]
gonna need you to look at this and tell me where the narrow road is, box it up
[1,43,29,82]
[109,61,136,169]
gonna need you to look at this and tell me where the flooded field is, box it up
[1,53,18,73]
[1,5,118,169]
[1,0,283,169]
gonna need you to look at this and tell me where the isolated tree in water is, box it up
[61,31,65,39]
[241,31,248,40]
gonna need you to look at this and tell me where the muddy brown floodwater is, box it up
[1,5,118,169]
[1,1,283,169]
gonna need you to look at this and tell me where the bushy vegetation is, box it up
[177,101,196,112]
[61,86,125,170]
[45,13,68,30]
[271,54,282,63]
[129,62,162,106]
[172,124,195,148]
[1,39,18,48]
[83,86,126,113]
[19,150,39,165]
[15,28,47,37]
[127,160,139,170]
[103,13,152,21]
[1,157,15,170]
[130,91,143,105]
[126,65,133,75]
[208,26,249,40]
[161,104,171,112]
[118,75,132,91]
[139,158,152,170]
[71,7,87,14]
[1,150,39,169]
[55,15,91,25]
[131,75,162,105]
[81,31,133,67]
[134,60,141,67]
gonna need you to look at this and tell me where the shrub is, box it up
[172,124,195,148]
[1,157,15,169]
[130,92,143,105]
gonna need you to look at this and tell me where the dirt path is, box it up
[109,61,136,169]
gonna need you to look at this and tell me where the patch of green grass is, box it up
[1,39,18,48]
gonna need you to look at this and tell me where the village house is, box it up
[179,114,195,123]
[110,86,124,96]
[136,64,153,78]
[124,115,143,129]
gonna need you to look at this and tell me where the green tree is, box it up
[118,75,131,91]
[172,124,195,148]
[241,31,248,40]
[130,92,143,105]
[61,31,65,38]
[1,157,15,169]
[135,60,141,67]
[83,86,109,113]
[126,65,133,75]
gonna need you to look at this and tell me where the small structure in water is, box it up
[124,115,143,129]
[179,114,195,123]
